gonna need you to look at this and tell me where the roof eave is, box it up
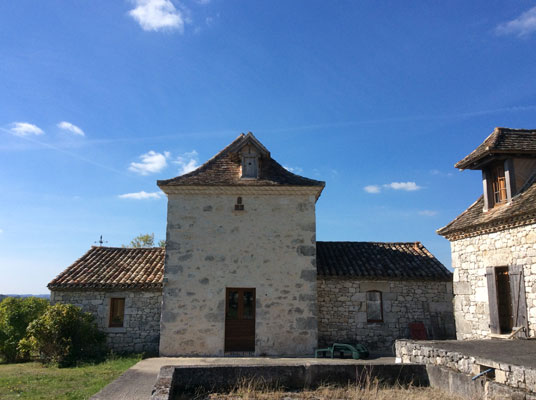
[456,151,536,170]
[157,184,325,198]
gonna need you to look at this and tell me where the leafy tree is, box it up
[129,233,154,248]
[123,233,165,248]
[19,303,106,366]
[0,297,49,363]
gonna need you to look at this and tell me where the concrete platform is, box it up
[91,355,395,400]
[410,339,536,369]
[396,339,536,399]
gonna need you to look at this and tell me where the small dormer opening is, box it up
[483,160,513,211]
[242,156,258,179]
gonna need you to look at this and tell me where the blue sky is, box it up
[1,1,536,294]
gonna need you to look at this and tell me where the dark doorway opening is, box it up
[224,288,255,352]
[495,267,513,333]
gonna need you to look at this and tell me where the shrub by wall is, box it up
[0,297,49,363]
[20,303,106,366]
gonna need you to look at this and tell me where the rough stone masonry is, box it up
[50,290,162,353]
[159,191,320,356]
[318,278,455,352]
[451,224,536,339]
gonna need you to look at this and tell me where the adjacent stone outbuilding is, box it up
[48,246,164,353]
[438,127,536,340]
[316,241,455,352]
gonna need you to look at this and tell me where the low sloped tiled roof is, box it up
[49,241,451,291]
[48,246,165,290]
[437,174,536,240]
[157,133,325,188]
[455,128,536,170]
[316,241,451,280]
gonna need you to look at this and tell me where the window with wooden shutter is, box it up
[242,156,258,178]
[490,165,507,206]
[109,298,125,328]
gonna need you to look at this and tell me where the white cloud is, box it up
[174,150,199,175]
[129,150,169,175]
[57,121,85,136]
[383,182,421,191]
[284,165,303,174]
[364,181,422,194]
[9,122,44,136]
[496,6,536,37]
[128,0,185,32]
[0,228,3,234]
[364,185,381,194]
[119,191,163,200]
[418,210,438,217]
[430,169,453,177]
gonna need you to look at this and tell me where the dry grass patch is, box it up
[206,386,461,399]
[192,378,464,400]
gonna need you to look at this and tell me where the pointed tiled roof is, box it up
[455,127,536,170]
[157,133,325,188]
[437,173,536,240]
[316,241,451,280]
[439,127,536,240]
[48,246,164,290]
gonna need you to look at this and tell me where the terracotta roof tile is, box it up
[49,241,450,290]
[316,241,451,280]
[48,246,165,290]
[437,173,536,240]
[455,127,536,170]
[157,133,325,188]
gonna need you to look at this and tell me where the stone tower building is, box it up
[157,133,325,356]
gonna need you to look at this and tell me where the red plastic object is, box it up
[409,322,427,340]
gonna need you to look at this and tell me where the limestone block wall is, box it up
[317,278,455,352]
[50,290,162,353]
[160,192,318,357]
[396,340,536,396]
[451,224,536,339]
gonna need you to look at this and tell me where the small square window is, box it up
[109,298,125,328]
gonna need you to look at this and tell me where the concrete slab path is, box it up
[90,355,395,400]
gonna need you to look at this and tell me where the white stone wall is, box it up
[451,223,536,339]
[159,192,319,356]
[50,290,162,353]
[317,278,455,352]
[396,340,536,394]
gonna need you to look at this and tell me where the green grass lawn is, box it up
[0,355,142,400]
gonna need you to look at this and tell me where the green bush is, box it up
[0,297,49,363]
[20,303,106,366]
